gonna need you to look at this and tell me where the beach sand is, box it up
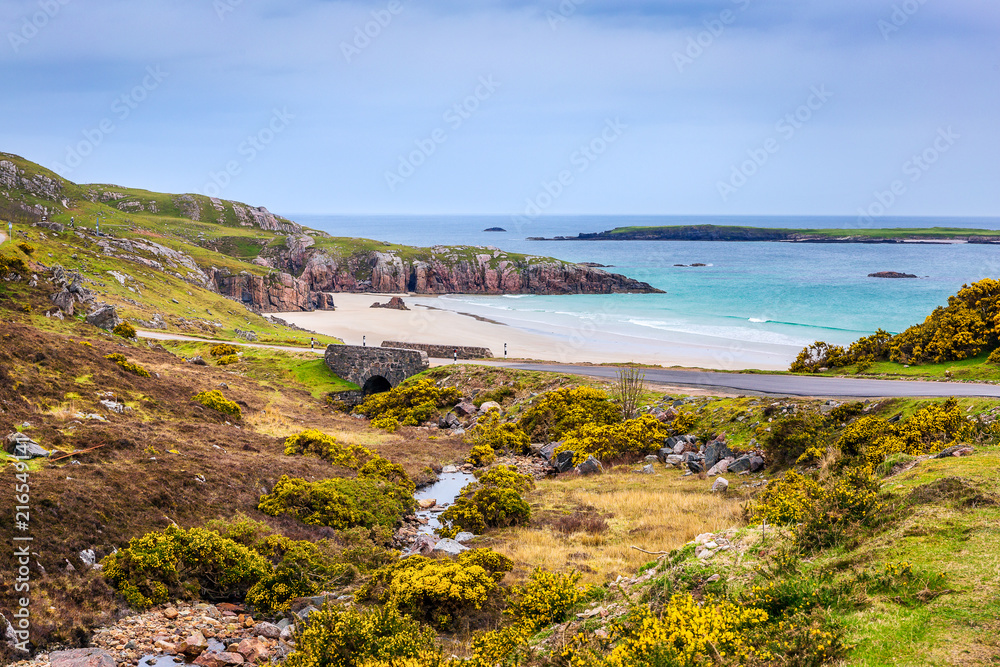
[274,294,796,371]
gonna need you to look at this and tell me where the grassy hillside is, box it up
[571,224,1000,242]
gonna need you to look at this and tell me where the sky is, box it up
[2,0,998,218]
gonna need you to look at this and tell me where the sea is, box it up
[291,215,1000,366]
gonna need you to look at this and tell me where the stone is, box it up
[370,296,409,310]
[538,442,559,461]
[639,464,655,475]
[408,534,438,556]
[934,444,974,459]
[673,442,687,455]
[5,432,49,458]
[439,412,461,429]
[454,531,476,543]
[433,538,469,556]
[576,456,603,476]
[178,631,209,657]
[252,621,282,639]
[478,401,502,414]
[749,455,765,472]
[79,549,97,568]
[687,460,704,474]
[86,304,121,330]
[417,498,437,509]
[704,440,734,469]
[706,574,721,582]
[453,402,477,417]
[728,455,752,474]
[665,454,684,466]
[442,465,459,473]
[711,477,729,493]
[49,648,116,667]
[50,288,75,315]
[236,637,270,663]
[194,652,245,667]
[325,345,429,394]
[555,450,576,473]
[644,455,659,463]
[657,447,673,463]
[279,624,295,641]
[189,356,208,366]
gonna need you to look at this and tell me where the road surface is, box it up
[494,363,1000,398]
[136,331,1000,398]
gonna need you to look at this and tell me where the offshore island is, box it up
[529,223,1000,243]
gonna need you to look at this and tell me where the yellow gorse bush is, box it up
[518,386,622,441]
[557,414,669,465]
[355,378,461,430]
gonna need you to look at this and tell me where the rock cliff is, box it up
[208,269,335,313]
[284,249,662,296]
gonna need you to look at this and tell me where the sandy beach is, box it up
[274,294,798,370]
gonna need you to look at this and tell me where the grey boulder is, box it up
[575,456,603,476]
[86,304,121,331]
[555,450,576,473]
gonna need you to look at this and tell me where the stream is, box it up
[413,470,476,535]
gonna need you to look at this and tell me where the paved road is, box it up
[496,363,1000,398]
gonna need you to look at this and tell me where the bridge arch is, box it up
[324,344,430,392]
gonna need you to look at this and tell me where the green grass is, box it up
[807,352,1000,382]
[159,341,358,396]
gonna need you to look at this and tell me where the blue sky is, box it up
[2,0,998,217]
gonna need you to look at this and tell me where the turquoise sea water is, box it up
[292,215,1000,364]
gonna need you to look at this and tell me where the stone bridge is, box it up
[324,344,430,395]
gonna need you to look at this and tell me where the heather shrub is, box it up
[556,414,668,464]
[354,378,460,429]
[284,604,442,667]
[210,343,240,357]
[258,475,415,531]
[101,526,270,609]
[518,386,622,441]
[104,352,151,378]
[112,321,137,339]
[193,389,241,418]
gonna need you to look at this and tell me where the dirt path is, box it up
[136,329,326,356]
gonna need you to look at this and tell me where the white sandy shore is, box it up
[274,294,797,371]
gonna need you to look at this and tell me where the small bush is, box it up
[210,343,240,357]
[112,321,137,339]
[466,443,496,467]
[284,429,373,468]
[16,242,35,256]
[104,352,151,378]
[556,414,668,465]
[505,568,588,633]
[439,465,533,535]
[284,604,442,667]
[760,413,830,468]
[258,475,415,531]
[101,526,270,609]
[356,551,510,627]
[518,386,622,441]
[354,378,461,429]
[192,389,241,419]
[215,354,240,366]
[0,254,29,276]
[466,411,531,456]
[358,455,415,493]
[246,539,355,613]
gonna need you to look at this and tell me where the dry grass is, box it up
[484,468,746,585]
[244,400,295,437]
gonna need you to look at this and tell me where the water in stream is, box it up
[413,471,475,535]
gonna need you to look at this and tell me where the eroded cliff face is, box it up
[207,269,335,313]
[283,249,662,296]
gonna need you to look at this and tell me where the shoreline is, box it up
[274,293,798,371]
